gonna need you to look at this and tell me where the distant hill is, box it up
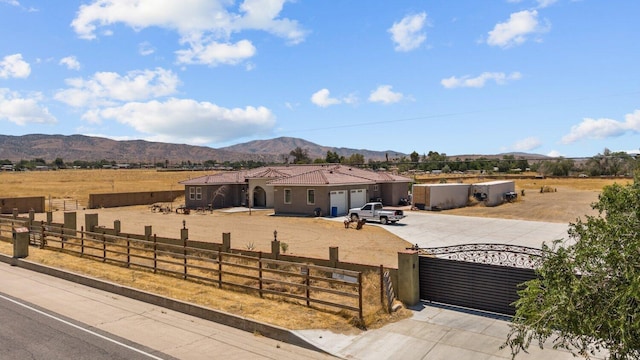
[0,134,549,164]
[0,134,403,163]
[218,136,405,162]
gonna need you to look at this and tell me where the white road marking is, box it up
[0,293,164,360]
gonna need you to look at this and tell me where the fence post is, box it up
[181,225,188,280]
[40,222,45,249]
[102,232,106,262]
[304,266,310,307]
[358,272,363,322]
[126,234,130,268]
[153,234,157,274]
[271,230,280,260]
[258,251,263,298]
[183,237,188,280]
[80,226,84,256]
[217,250,222,288]
[380,265,385,310]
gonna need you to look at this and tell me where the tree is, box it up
[325,150,341,163]
[504,175,640,360]
[289,147,311,164]
[344,153,365,165]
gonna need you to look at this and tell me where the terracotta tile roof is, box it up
[268,167,377,186]
[179,164,411,186]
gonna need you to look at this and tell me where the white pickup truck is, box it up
[348,202,406,225]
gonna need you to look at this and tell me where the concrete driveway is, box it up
[361,211,572,249]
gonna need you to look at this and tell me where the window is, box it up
[373,184,379,192]
[284,189,292,204]
[196,187,202,200]
[189,187,195,200]
[307,189,315,205]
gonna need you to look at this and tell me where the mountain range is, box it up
[0,134,547,164]
[0,134,407,163]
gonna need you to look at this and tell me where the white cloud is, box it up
[487,10,548,48]
[0,89,56,125]
[368,85,404,104]
[59,56,81,70]
[536,0,559,8]
[561,110,640,144]
[175,39,256,66]
[71,0,305,66]
[311,88,342,107]
[1,0,20,6]
[138,41,155,56]
[0,53,30,78]
[388,12,428,52]
[512,137,541,151]
[87,98,276,144]
[547,150,563,157]
[55,67,180,107]
[441,71,522,88]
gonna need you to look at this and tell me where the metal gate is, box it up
[418,244,542,316]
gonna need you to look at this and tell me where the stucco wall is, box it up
[0,197,45,213]
[89,191,181,209]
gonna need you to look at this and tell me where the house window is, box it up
[373,184,379,191]
[284,189,292,204]
[196,187,202,200]
[307,189,315,205]
[189,187,196,200]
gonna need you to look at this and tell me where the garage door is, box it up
[330,190,347,216]
[350,189,366,209]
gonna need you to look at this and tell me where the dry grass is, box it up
[0,169,210,208]
[0,240,410,332]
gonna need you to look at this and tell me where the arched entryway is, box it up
[253,186,266,207]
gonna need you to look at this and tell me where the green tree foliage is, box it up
[289,147,312,164]
[539,157,575,176]
[344,153,365,165]
[585,148,636,176]
[504,176,640,359]
[325,150,342,163]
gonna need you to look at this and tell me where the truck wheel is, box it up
[380,217,388,225]
[350,214,359,222]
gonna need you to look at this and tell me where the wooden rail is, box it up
[30,224,364,320]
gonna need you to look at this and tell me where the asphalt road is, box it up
[0,262,333,360]
[0,292,170,360]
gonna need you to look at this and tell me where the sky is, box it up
[0,0,639,158]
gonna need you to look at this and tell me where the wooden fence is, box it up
[31,223,364,320]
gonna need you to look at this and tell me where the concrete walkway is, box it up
[295,302,596,360]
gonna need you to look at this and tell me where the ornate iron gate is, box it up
[418,244,543,316]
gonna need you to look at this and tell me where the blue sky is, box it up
[0,0,638,158]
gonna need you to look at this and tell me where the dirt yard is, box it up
[34,206,410,268]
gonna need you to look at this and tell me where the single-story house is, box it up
[179,164,411,216]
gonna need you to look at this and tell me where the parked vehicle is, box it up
[347,202,406,225]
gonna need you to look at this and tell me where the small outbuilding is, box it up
[471,180,516,207]
[412,183,471,211]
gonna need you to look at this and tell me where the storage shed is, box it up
[471,180,516,207]
[412,183,471,211]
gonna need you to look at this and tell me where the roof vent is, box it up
[329,170,333,174]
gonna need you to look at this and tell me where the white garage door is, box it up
[350,189,366,209]
[330,190,347,216]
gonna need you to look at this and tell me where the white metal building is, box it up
[412,183,471,211]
